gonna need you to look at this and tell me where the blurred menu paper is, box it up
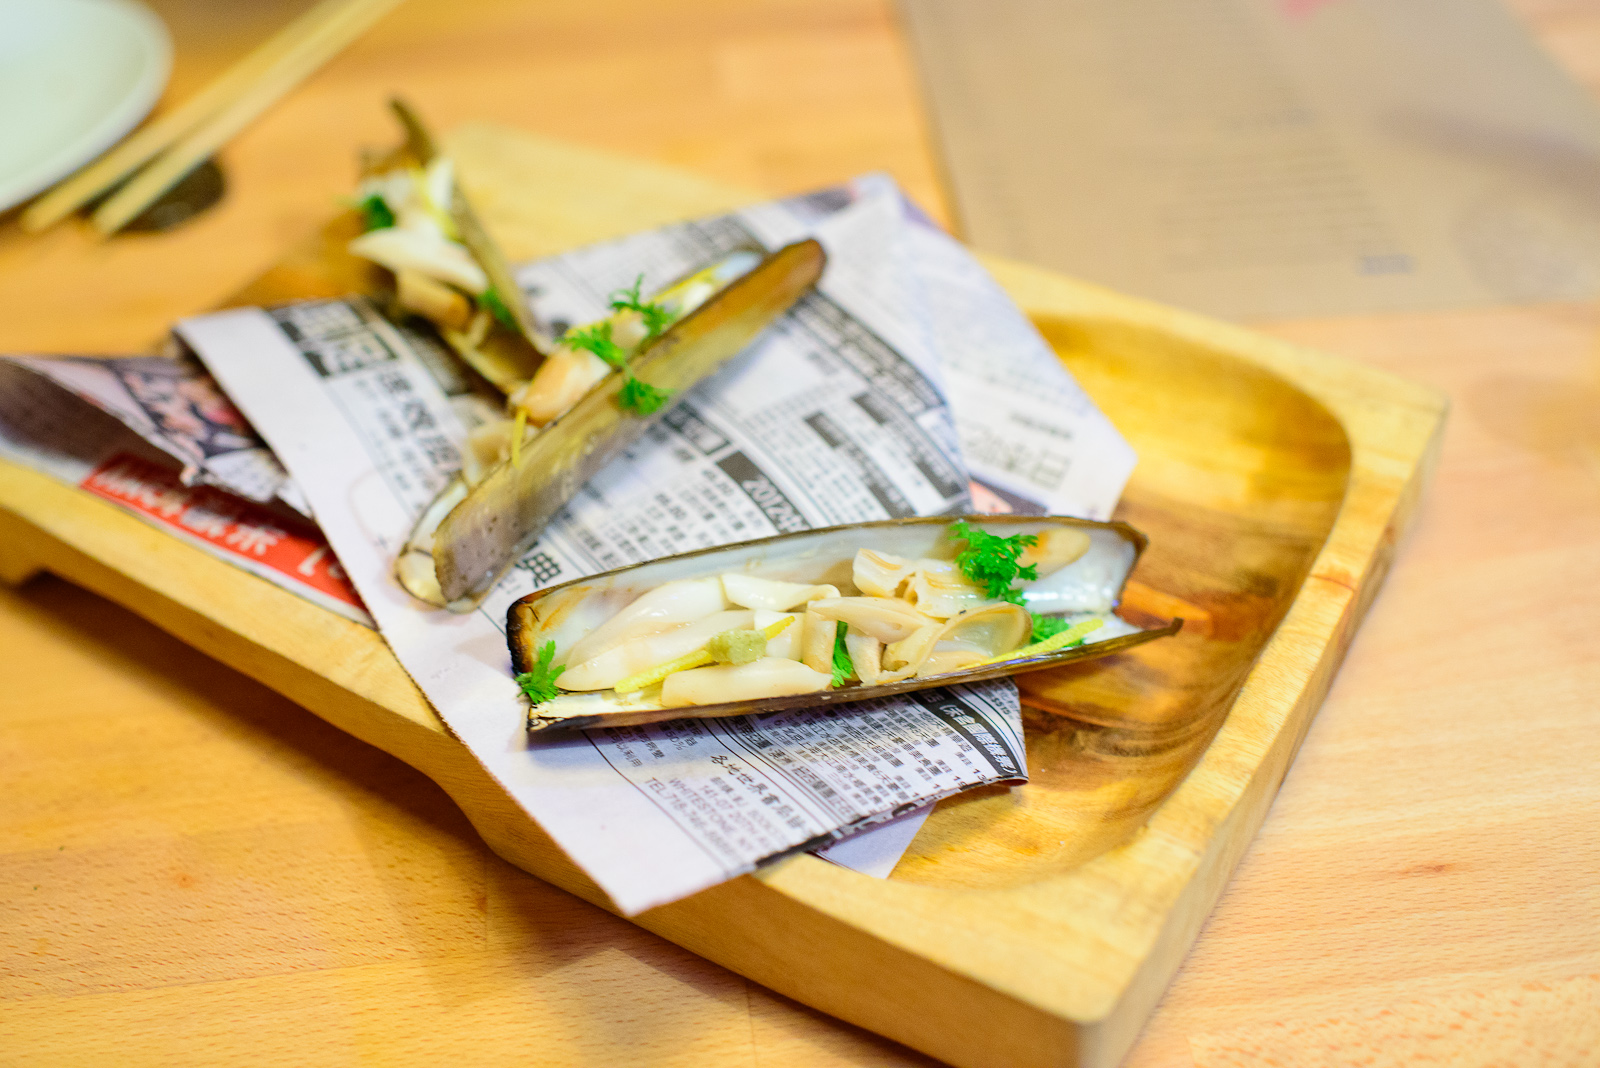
[179,177,1137,914]
[900,0,1600,319]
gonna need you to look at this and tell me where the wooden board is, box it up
[0,125,1445,1068]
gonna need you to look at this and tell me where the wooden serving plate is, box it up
[0,125,1445,1068]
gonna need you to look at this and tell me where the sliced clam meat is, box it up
[505,516,1180,732]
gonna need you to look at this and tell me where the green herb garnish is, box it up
[567,317,676,416]
[1029,613,1075,641]
[609,274,675,340]
[829,621,852,688]
[481,286,517,330]
[515,641,566,704]
[949,520,1039,605]
[565,320,627,368]
[358,193,395,231]
[618,374,674,416]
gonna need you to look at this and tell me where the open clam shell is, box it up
[388,99,553,355]
[356,98,550,391]
[425,237,826,607]
[507,515,1180,732]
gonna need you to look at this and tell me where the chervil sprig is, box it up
[565,321,627,369]
[829,621,852,688]
[609,274,675,340]
[515,641,566,704]
[617,374,674,416]
[480,286,517,330]
[1028,612,1074,641]
[949,521,1039,605]
[357,193,395,231]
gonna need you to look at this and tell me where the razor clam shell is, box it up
[385,98,551,386]
[394,474,473,610]
[507,515,1180,731]
[433,238,827,605]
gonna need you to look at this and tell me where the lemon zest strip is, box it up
[612,616,793,695]
[973,618,1103,668]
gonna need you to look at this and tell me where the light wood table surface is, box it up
[2,2,1597,1065]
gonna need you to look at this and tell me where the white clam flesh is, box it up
[806,596,936,644]
[752,609,803,659]
[661,658,832,708]
[563,577,729,667]
[349,226,489,295]
[561,609,756,691]
[723,574,840,612]
[506,516,1176,732]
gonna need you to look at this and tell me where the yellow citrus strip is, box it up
[650,263,722,308]
[974,618,1103,668]
[509,406,528,467]
[612,617,792,695]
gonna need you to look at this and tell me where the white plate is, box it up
[0,0,171,213]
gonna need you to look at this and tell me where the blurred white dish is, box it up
[0,0,171,213]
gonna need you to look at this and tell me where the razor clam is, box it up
[350,98,551,392]
[507,515,1181,732]
[399,238,827,610]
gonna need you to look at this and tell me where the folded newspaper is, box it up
[0,352,371,624]
[6,176,1137,913]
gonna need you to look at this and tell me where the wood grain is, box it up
[0,121,1443,1067]
[1,1,1596,1066]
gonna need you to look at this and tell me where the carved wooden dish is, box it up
[0,125,1446,1068]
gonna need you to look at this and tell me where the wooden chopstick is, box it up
[92,0,405,235]
[22,0,404,235]
[22,0,357,232]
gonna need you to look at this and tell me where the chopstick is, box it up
[21,0,405,235]
[92,0,405,235]
[22,0,355,232]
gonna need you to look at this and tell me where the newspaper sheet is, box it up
[5,352,299,509]
[0,357,371,625]
[179,177,1136,913]
[0,348,927,876]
